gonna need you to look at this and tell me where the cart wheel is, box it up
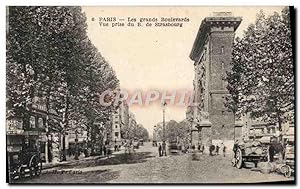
[281,165,292,178]
[18,166,25,179]
[35,160,42,176]
[235,148,243,169]
[231,153,237,167]
[29,166,35,178]
[231,158,236,167]
[29,155,42,178]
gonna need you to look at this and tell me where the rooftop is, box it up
[189,13,242,61]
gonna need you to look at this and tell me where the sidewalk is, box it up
[43,148,125,170]
[43,155,98,170]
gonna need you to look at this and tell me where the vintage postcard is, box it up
[6,6,295,184]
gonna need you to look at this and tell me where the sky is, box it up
[82,6,284,136]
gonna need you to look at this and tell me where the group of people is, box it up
[123,141,135,154]
[209,142,226,156]
[114,144,121,152]
[158,141,167,157]
[173,142,227,156]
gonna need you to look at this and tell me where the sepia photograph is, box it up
[5,6,295,184]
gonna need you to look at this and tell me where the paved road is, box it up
[17,142,293,184]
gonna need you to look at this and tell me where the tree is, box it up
[78,45,119,154]
[7,6,120,160]
[7,6,47,118]
[135,124,149,141]
[154,120,189,143]
[226,7,294,131]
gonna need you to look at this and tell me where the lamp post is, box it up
[162,101,167,142]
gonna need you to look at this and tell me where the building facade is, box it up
[112,109,122,144]
[128,111,137,138]
[188,12,242,150]
[7,96,63,164]
[111,102,130,145]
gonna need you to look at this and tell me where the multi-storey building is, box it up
[7,96,62,163]
[128,111,137,137]
[111,102,129,145]
[112,109,122,145]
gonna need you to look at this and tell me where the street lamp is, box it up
[162,101,167,142]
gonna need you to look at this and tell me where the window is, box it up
[29,116,36,128]
[203,49,207,61]
[115,125,118,129]
[221,46,224,54]
[271,128,276,133]
[115,132,119,137]
[38,117,44,128]
[221,61,226,88]
[221,61,225,75]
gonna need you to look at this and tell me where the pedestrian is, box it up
[103,145,107,156]
[68,148,72,157]
[114,144,117,152]
[269,144,275,162]
[216,144,220,155]
[107,145,111,158]
[158,143,162,157]
[221,142,226,157]
[192,145,195,150]
[130,143,135,153]
[124,142,128,154]
[197,143,201,151]
[209,145,215,156]
[162,141,167,156]
[201,144,205,154]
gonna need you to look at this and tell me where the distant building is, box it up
[120,102,129,129]
[241,112,294,143]
[129,111,137,137]
[112,110,121,145]
[188,12,242,150]
[152,122,169,142]
[111,102,129,145]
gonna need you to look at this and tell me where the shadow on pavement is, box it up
[56,152,154,169]
[13,169,120,184]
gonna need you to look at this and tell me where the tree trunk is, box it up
[276,110,284,146]
[61,92,69,161]
[45,81,52,163]
[88,119,96,156]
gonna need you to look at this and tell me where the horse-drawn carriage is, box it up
[8,146,43,181]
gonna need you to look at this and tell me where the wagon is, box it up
[281,137,295,178]
[232,122,287,169]
[232,140,269,169]
[8,148,42,181]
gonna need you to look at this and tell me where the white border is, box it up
[1,1,299,189]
